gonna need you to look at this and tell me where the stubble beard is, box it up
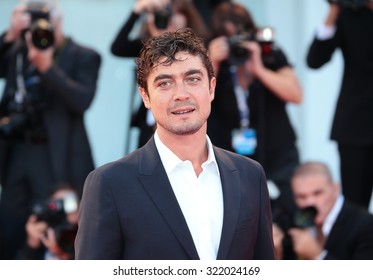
[160,118,205,136]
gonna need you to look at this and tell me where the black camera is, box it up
[327,0,372,9]
[26,2,54,50]
[32,198,66,226]
[228,27,275,66]
[227,32,254,66]
[32,192,78,226]
[0,113,27,137]
[0,98,32,137]
[154,4,172,29]
[273,205,317,231]
[293,206,317,229]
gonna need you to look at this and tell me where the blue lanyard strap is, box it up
[230,66,250,128]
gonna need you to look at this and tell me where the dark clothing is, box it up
[17,244,46,260]
[0,35,101,259]
[75,137,275,260]
[324,201,373,260]
[111,12,143,58]
[111,12,154,148]
[338,144,373,208]
[208,47,299,216]
[306,7,373,208]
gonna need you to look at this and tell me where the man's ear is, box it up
[209,77,216,102]
[139,87,151,109]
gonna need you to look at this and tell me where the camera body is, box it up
[154,4,172,29]
[292,206,317,229]
[32,198,66,227]
[327,0,372,9]
[26,2,54,49]
[0,104,28,137]
[273,206,317,231]
[227,27,275,66]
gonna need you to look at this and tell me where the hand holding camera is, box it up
[5,5,31,43]
[288,227,324,259]
[287,206,324,260]
[25,214,48,249]
[28,191,79,259]
[25,214,70,259]
[6,2,55,49]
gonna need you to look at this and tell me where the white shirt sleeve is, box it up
[315,24,336,40]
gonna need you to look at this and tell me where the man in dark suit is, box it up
[0,0,100,259]
[274,161,373,260]
[75,28,275,260]
[306,1,373,209]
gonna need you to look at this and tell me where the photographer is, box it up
[17,185,79,260]
[0,0,101,259]
[110,0,209,149]
[207,2,303,221]
[274,161,373,260]
[306,0,373,210]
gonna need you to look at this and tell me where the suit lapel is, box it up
[137,138,199,260]
[325,201,348,250]
[214,148,241,260]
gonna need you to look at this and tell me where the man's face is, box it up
[139,51,215,137]
[291,174,339,226]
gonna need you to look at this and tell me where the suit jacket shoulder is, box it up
[325,201,373,259]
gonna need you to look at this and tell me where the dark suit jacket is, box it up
[75,137,275,260]
[306,7,373,146]
[0,36,101,193]
[324,201,373,260]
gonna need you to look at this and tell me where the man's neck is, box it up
[157,129,209,176]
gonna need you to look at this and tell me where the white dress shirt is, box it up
[154,131,223,260]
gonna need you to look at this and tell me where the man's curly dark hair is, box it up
[136,27,214,94]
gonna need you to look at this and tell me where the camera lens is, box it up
[154,5,172,29]
[30,19,54,50]
[293,206,317,228]
[230,44,249,63]
[228,34,250,66]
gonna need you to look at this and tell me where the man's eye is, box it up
[158,81,171,88]
[187,77,201,84]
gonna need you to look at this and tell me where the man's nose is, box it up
[174,83,190,100]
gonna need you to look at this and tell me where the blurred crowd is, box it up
[0,0,372,260]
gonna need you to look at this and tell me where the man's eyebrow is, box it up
[153,74,174,84]
[185,69,203,76]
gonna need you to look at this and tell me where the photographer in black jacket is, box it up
[306,0,373,210]
[0,0,101,259]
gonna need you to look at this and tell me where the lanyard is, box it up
[15,53,27,104]
[230,66,250,128]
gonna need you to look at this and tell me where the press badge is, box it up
[232,127,257,156]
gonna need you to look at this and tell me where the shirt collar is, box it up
[154,130,219,176]
[322,194,344,236]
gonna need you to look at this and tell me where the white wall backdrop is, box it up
[1,0,370,210]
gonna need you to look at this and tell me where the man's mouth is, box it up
[172,108,195,115]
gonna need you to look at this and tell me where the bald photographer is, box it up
[273,161,373,260]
